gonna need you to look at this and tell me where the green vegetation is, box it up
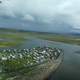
[0,31,27,47]
[0,28,80,47]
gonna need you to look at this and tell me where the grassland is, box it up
[0,28,80,47]
[0,30,27,47]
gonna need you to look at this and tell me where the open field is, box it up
[0,28,80,47]
[0,29,27,47]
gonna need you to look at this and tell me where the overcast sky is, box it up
[0,0,80,33]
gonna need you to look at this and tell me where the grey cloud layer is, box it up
[0,0,80,32]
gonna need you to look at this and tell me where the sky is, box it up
[0,0,80,33]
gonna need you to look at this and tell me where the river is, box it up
[18,38,80,80]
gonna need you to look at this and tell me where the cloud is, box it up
[0,0,71,19]
[23,14,35,21]
[0,0,80,32]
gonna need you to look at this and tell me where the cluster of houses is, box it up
[0,47,62,72]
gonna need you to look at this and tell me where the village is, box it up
[0,47,62,72]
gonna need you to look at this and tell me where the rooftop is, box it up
[0,47,62,72]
